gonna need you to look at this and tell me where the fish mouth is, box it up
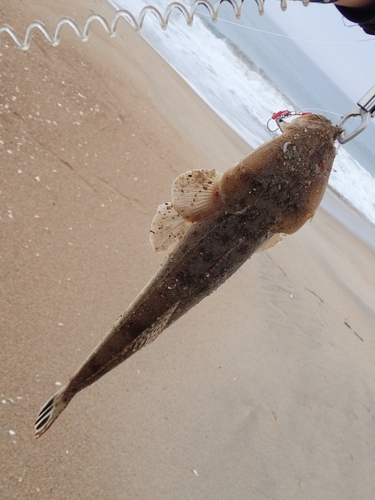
[334,125,345,141]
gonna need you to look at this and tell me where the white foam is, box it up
[330,148,375,224]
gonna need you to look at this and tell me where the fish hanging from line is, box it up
[35,114,342,438]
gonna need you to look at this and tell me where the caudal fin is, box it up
[34,386,72,438]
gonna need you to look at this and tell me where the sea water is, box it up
[109,0,375,226]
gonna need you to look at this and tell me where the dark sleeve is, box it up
[335,4,375,35]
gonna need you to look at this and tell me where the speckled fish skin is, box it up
[35,115,342,438]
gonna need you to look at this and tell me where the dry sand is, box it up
[1,1,375,499]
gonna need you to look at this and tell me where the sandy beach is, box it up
[1,1,375,499]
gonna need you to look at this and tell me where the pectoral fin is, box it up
[150,169,223,253]
[171,169,223,222]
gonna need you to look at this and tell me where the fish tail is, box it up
[34,386,72,438]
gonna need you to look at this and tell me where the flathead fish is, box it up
[35,114,341,437]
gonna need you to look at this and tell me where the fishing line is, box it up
[296,108,344,118]
[198,11,375,44]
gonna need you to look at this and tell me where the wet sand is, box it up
[1,1,375,499]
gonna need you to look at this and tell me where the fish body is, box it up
[35,115,341,437]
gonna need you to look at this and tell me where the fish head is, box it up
[274,114,343,233]
[220,113,343,235]
[280,113,343,142]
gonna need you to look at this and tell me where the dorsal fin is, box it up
[150,202,192,252]
[171,169,223,222]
